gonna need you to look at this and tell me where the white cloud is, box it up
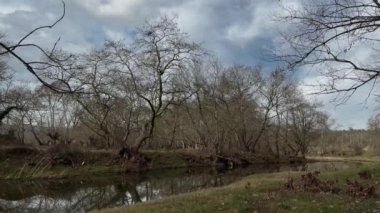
[97,0,142,16]
[0,3,33,16]
[77,0,143,18]
[103,28,124,41]
[225,2,269,45]
[224,0,301,46]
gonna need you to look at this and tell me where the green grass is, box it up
[100,160,380,213]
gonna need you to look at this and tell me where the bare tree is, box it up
[107,17,202,152]
[0,60,20,125]
[0,1,73,92]
[0,1,77,125]
[247,69,291,154]
[368,113,380,133]
[2,87,34,143]
[278,0,380,101]
[287,97,327,158]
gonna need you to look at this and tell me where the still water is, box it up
[0,161,360,212]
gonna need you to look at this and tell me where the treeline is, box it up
[310,114,380,156]
[0,17,329,160]
[311,129,380,156]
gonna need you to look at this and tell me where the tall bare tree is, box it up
[278,0,380,100]
[107,17,202,152]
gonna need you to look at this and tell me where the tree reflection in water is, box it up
[0,161,361,212]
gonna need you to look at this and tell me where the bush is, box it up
[350,144,363,156]
[47,143,85,159]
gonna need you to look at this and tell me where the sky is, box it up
[0,0,377,129]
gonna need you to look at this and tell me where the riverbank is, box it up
[0,146,189,180]
[100,158,380,212]
[0,145,307,180]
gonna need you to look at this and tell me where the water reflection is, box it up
[0,161,360,213]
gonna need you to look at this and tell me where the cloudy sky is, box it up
[0,0,377,129]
